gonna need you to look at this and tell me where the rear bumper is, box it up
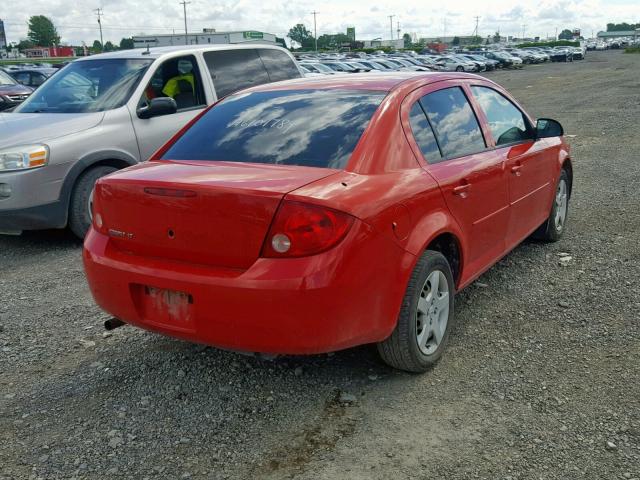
[83,222,415,354]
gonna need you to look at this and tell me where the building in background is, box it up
[363,38,404,49]
[133,30,278,48]
[0,18,7,50]
[23,46,75,58]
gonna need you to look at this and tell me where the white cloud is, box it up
[2,0,639,46]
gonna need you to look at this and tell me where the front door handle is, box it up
[511,164,523,175]
[453,183,471,197]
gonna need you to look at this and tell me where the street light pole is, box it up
[311,11,319,51]
[389,15,395,42]
[180,0,191,45]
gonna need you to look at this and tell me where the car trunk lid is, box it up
[95,160,338,269]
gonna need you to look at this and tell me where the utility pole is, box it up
[389,15,395,42]
[311,11,319,51]
[397,21,400,40]
[521,24,526,40]
[180,0,191,45]
[555,27,558,40]
[473,16,480,39]
[94,8,104,51]
[443,17,447,43]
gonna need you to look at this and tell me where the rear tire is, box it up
[377,251,455,373]
[533,168,570,242]
[69,166,117,239]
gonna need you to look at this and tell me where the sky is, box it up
[1,0,639,46]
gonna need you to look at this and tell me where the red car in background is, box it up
[83,72,572,372]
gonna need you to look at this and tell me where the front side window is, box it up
[16,59,152,113]
[204,49,270,99]
[470,86,533,146]
[139,55,205,111]
[161,89,385,169]
[420,87,486,159]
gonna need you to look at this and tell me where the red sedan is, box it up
[84,72,572,372]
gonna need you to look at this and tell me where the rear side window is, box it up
[161,89,385,169]
[408,102,442,163]
[204,49,270,98]
[470,86,533,146]
[420,87,486,159]
[258,49,301,82]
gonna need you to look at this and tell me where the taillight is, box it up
[261,201,354,258]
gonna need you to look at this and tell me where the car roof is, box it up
[74,43,288,62]
[243,72,486,94]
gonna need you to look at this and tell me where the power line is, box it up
[179,0,191,44]
[94,8,104,51]
[310,11,319,51]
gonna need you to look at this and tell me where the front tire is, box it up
[377,251,455,373]
[455,66,464,72]
[69,166,117,239]
[533,168,570,242]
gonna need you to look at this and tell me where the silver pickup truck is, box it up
[0,44,302,237]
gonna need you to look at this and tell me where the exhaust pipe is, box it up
[104,318,126,331]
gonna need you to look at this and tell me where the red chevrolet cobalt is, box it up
[84,73,572,372]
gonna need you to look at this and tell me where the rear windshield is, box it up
[161,89,386,169]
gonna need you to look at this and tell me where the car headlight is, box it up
[0,145,49,171]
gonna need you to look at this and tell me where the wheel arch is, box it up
[59,151,138,224]
[561,157,573,198]
[404,209,466,288]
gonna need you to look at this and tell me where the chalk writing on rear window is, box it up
[227,117,295,134]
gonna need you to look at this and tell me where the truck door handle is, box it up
[511,164,523,175]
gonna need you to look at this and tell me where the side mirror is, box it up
[536,118,564,138]
[137,97,177,119]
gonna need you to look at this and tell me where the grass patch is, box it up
[624,47,640,54]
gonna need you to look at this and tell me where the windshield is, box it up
[16,58,152,113]
[0,70,17,86]
[162,89,386,169]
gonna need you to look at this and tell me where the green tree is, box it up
[317,33,351,49]
[119,37,134,49]
[27,15,60,47]
[493,31,501,43]
[17,39,36,51]
[558,29,573,40]
[287,24,315,49]
[403,33,412,48]
[91,39,102,53]
[452,36,460,46]
[606,22,640,32]
[104,41,115,52]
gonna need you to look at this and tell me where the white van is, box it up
[0,44,302,237]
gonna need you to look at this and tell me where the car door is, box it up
[403,83,510,280]
[129,54,208,161]
[468,85,556,248]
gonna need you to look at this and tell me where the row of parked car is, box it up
[295,45,586,77]
[0,63,60,111]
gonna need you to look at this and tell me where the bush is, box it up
[624,47,640,54]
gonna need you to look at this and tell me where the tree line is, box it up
[6,15,135,54]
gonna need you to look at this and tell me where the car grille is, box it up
[5,94,30,102]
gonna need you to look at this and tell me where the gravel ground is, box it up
[1,50,639,480]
